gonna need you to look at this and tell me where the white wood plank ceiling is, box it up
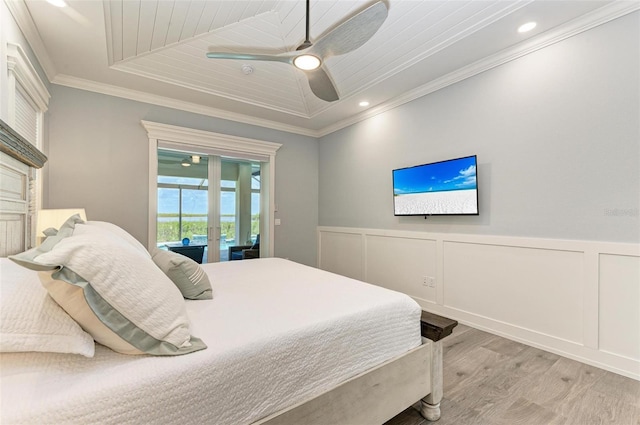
[104,0,531,117]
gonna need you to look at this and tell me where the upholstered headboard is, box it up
[0,119,47,256]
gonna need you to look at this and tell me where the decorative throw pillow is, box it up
[150,248,213,300]
[0,258,95,357]
[10,215,206,356]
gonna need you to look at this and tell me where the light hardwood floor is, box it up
[385,324,640,425]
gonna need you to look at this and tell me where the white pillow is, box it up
[85,220,150,258]
[0,258,95,357]
[10,216,206,356]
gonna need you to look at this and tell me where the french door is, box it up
[143,120,281,262]
[156,148,262,263]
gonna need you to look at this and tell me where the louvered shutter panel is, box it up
[14,85,39,146]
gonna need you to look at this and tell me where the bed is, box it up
[0,119,456,425]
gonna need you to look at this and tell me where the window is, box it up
[6,43,49,150]
[6,42,50,247]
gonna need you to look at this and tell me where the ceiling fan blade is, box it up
[305,66,339,102]
[310,1,388,59]
[206,52,293,65]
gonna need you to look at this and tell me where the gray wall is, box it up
[319,12,640,243]
[45,86,319,266]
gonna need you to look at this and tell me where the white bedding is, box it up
[0,258,422,425]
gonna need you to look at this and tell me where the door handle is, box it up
[210,226,221,242]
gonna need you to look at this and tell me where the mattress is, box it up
[0,258,422,425]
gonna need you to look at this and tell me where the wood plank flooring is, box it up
[385,324,640,425]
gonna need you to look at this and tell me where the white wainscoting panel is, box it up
[0,152,30,256]
[365,234,437,302]
[0,213,25,257]
[318,230,363,280]
[317,226,640,380]
[443,242,584,344]
[599,254,640,362]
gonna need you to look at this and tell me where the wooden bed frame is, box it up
[0,119,458,424]
[258,311,457,424]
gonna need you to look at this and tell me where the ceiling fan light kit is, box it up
[206,0,388,102]
[293,54,321,71]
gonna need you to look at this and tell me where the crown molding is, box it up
[52,74,320,138]
[4,0,56,81]
[316,1,640,137]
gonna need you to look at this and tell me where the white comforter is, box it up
[0,258,421,425]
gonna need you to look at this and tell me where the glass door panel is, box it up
[223,159,261,261]
[157,186,179,243]
[219,179,236,261]
[157,149,209,264]
[181,187,208,247]
[251,165,261,245]
[157,149,264,263]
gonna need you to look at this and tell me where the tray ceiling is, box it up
[10,0,634,136]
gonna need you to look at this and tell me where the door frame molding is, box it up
[142,120,281,258]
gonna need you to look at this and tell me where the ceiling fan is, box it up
[206,0,388,102]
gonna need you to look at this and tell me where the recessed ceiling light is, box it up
[46,0,67,7]
[518,22,537,33]
[359,101,370,107]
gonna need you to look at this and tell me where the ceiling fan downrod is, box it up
[296,0,313,51]
[293,0,320,69]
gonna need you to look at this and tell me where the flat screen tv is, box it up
[392,155,478,216]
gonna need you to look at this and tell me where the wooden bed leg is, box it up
[420,402,441,422]
[419,311,457,422]
[420,340,443,421]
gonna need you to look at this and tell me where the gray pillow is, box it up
[151,248,213,300]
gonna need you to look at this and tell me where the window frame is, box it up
[6,42,50,247]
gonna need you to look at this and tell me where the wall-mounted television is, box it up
[392,155,478,216]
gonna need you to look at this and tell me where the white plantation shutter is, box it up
[14,85,39,145]
[6,43,50,249]
[6,43,50,150]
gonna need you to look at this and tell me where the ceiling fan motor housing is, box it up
[296,41,313,51]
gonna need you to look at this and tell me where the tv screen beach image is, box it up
[393,156,478,215]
